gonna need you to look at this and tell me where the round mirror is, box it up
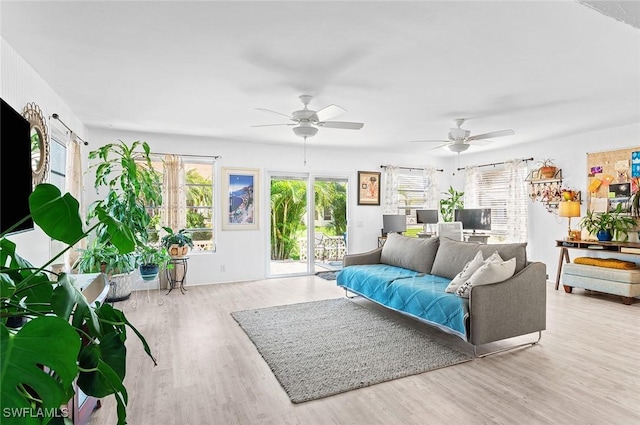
[22,103,49,186]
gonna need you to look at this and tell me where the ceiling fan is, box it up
[252,94,364,140]
[411,119,514,152]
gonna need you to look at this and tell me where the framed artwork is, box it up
[357,171,381,205]
[222,167,259,230]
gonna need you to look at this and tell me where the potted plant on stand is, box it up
[579,203,637,242]
[137,244,171,281]
[83,140,162,301]
[1,183,155,425]
[161,227,194,257]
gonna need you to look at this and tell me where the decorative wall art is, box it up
[357,171,381,205]
[222,167,259,230]
[586,146,640,214]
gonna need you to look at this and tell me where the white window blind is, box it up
[466,164,528,242]
[397,172,430,211]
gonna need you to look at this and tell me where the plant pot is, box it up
[139,264,159,281]
[168,244,189,257]
[539,166,557,179]
[106,271,134,302]
[596,230,613,242]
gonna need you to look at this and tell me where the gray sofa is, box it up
[336,234,547,356]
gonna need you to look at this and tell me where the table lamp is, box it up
[382,214,407,236]
[559,201,581,240]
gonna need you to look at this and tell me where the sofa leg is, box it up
[563,285,573,293]
[344,288,358,299]
[473,331,542,358]
[622,296,633,305]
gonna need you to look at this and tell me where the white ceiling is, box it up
[1,1,639,156]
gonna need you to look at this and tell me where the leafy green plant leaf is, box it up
[0,317,80,424]
[29,184,84,245]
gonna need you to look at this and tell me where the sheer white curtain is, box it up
[423,165,440,209]
[64,135,84,271]
[382,165,399,214]
[505,159,528,242]
[464,165,479,205]
[161,155,187,231]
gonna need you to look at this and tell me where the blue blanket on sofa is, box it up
[336,264,469,339]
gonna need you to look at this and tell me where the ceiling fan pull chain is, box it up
[304,136,307,166]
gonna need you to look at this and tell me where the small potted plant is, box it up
[579,203,637,241]
[536,158,558,179]
[161,227,194,257]
[439,186,464,222]
[137,244,172,281]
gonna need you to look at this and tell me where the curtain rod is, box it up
[380,165,444,172]
[456,157,534,171]
[152,152,221,159]
[51,114,89,145]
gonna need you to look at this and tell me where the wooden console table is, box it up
[554,239,640,290]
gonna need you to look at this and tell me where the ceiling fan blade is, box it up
[468,139,493,146]
[251,123,295,127]
[315,104,346,122]
[468,129,514,140]
[316,121,364,130]
[428,142,452,150]
[255,108,294,120]
[410,139,449,144]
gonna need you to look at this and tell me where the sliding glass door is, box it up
[268,174,349,277]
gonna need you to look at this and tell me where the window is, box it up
[464,162,528,243]
[147,155,215,252]
[49,137,66,191]
[396,169,438,233]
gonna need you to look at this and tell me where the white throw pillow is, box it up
[484,250,504,263]
[455,257,517,298]
[445,251,484,293]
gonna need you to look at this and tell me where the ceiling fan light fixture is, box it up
[292,125,318,139]
[448,143,470,153]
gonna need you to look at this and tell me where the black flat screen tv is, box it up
[454,208,491,233]
[1,98,34,235]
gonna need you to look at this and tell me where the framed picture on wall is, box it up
[357,171,381,205]
[222,167,259,230]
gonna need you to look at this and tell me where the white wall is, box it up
[449,124,640,281]
[5,35,640,288]
[87,127,446,285]
[1,37,89,268]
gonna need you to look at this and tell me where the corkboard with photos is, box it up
[586,147,640,213]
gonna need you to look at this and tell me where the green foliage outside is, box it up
[271,180,348,261]
[271,180,307,260]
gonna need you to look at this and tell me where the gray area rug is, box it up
[315,271,338,280]
[231,298,473,403]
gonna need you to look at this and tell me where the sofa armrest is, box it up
[468,261,547,346]
[343,247,383,267]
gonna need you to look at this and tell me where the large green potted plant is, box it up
[84,140,162,300]
[1,183,155,425]
[579,203,637,241]
[439,186,464,222]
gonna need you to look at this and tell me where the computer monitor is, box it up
[416,209,438,224]
[416,209,438,234]
[382,214,407,236]
[454,208,492,233]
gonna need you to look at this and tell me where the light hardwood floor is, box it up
[89,277,639,425]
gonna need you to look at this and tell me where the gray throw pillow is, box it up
[478,243,528,273]
[431,237,483,279]
[432,238,528,279]
[380,233,440,274]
